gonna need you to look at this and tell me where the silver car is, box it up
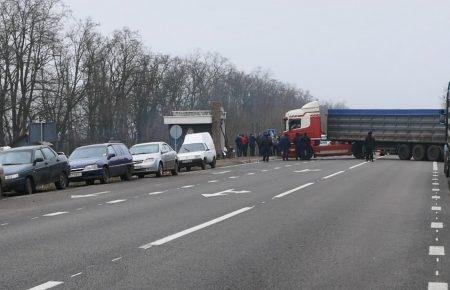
[130,142,178,178]
[0,166,4,196]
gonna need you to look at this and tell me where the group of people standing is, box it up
[279,132,312,161]
[234,134,257,157]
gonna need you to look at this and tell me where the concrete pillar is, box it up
[211,102,222,157]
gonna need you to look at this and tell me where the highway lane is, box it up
[0,156,447,289]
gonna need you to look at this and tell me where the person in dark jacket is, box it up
[279,133,291,161]
[294,133,303,160]
[256,133,262,156]
[242,134,248,157]
[364,131,375,162]
[235,135,242,157]
[303,133,312,160]
[249,134,256,157]
[260,132,273,162]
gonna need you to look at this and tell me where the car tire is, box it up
[201,159,206,170]
[121,166,132,181]
[23,177,34,195]
[210,158,216,169]
[137,174,145,179]
[156,163,163,177]
[55,172,68,190]
[100,167,111,184]
[85,180,95,185]
[171,162,179,176]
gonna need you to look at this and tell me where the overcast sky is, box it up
[65,0,450,109]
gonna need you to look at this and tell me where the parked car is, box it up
[177,132,216,171]
[68,142,133,185]
[0,166,4,196]
[130,142,178,178]
[0,145,70,195]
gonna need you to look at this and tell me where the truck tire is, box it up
[412,144,426,161]
[427,145,441,162]
[398,144,412,160]
[352,142,365,159]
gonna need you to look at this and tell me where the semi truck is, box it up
[284,101,446,161]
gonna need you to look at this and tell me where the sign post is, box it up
[170,125,183,151]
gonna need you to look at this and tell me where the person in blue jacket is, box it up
[235,135,243,157]
[279,133,291,161]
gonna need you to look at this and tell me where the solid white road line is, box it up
[28,281,63,290]
[148,190,167,195]
[431,222,444,229]
[272,183,314,199]
[212,170,231,175]
[139,206,254,249]
[43,212,68,217]
[323,171,345,179]
[429,246,445,256]
[106,199,126,204]
[349,162,367,169]
[428,282,448,290]
[432,206,442,211]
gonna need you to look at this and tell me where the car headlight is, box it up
[5,173,19,180]
[143,158,155,164]
[84,164,98,171]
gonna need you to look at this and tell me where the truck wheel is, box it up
[398,144,412,160]
[352,142,365,159]
[412,144,426,161]
[427,145,441,162]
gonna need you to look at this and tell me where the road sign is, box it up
[170,125,182,139]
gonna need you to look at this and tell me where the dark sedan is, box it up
[0,146,70,195]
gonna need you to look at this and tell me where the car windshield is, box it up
[0,150,33,165]
[70,146,107,160]
[179,143,205,153]
[130,144,159,155]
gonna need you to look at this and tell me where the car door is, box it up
[166,144,177,168]
[204,143,213,163]
[41,147,59,182]
[164,144,175,169]
[33,149,49,185]
[107,145,120,176]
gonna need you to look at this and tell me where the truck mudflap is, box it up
[314,144,353,157]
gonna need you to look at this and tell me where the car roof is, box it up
[132,142,164,147]
[3,145,47,152]
[77,143,125,149]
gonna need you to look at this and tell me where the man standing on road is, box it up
[249,133,256,157]
[235,135,242,157]
[294,133,303,160]
[364,131,375,162]
[279,133,291,161]
[261,132,273,162]
[303,133,312,160]
[242,134,248,157]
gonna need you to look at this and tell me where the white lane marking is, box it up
[437,258,440,262]
[139,206,254,249]
[436,237,439,242]
[428,282,448,290]
[1,223,8,226]
[202,189,251,198]
[71,191,110,199]
[432,206,442,211]
[208,180,219,183]
[436,271,440,276]
[106,199,126,204]
[273,183,314,199]
[429,246,445,256]
[148,190,167,195]
[111,257,122,262]
[97,204,103,206]
[181,185,195,188]
[246,172,255,176]
[323,171,345,179]
[212,170,231,175]
[28,281,64,290]
[31,217,39,220]
[43,212,68,217]
[274,167,281,170]
[76,208,83,211]
[433,183,439,186]
[261,169,269,172]
[433,161,438,171]
[228,176,239,179]
[431,222,444,229]
[294,169,322,173]
[433,188,440,192]
[70,272,82,278]
[349,162,367,169]
[285,164,292,167]
[432,196,441,200]
[433,178,439,181]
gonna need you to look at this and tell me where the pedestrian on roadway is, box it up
[249,133,256,157]
[256,133,262,157]
[242,134,248,157]
[235,135,242,157]
[272,135,280,156]
[294,133,304,160]
[364,131,375,162]
[303,133,312,160]
[279,133,291,161]
[261,132,273,162]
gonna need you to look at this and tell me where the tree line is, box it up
[0,0,345,153]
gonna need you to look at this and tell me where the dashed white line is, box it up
[43,212,68,217]
[432,206,442,211]
[139,206,254,249]
[433,161,438,171]
[432,196,441,200]
[208,180,219,183]
[433,183,439,186]
[323,171,345,179]
[274,167,281,170]
[431,222,443,229]
[433,188,440,192]
[429,246,445,256]
[273,183,314,199]
[76,208,83,211]
[106,199,126,204]
[181,185,195,188]
[349,162,367,169]
[1,223,8,226]
[212,170,231,175]
[228,176,239,179]
[148,190,167,195]
[111,257,122,262]
[70,272,82,278]
[31,217,39,220]
[428,282,448,290]
[436,270,440,276]
[246,172,255,176]
[28,281,64,290]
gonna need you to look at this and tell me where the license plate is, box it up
[181,160,191,164]
[70,172,82,178]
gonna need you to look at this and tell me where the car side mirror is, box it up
[107,153,116,159]
[205,148,210,151]
[57,152,66,156]
[34,157,44,164]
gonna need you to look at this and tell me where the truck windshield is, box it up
[0,150,33,165]
[130,144,159,155]
[179,143,205,153]
[289,119,301,130]
[70,146,107,160]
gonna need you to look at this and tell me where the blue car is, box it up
[68,143,134,185]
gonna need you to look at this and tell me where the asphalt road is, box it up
[0,156,448,290]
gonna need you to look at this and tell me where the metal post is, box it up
[40,120,44,143]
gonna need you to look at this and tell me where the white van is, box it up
[177,132,216,171]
